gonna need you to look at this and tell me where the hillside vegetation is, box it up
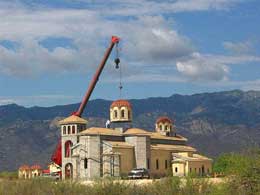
[0,90,259,171]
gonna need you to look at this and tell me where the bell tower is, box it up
[109,99,132,131]
[59,115,87,180]
[110,99,132,122]
[155,116,174,136]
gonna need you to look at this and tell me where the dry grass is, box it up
[0,177,240,195]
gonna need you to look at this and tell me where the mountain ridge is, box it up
[0,89,259,171]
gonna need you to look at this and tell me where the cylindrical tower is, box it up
[109,99,132,132]
[155,116,174,136]
[110,99,132,122]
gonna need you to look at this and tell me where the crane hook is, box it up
[114,42,120,69]
[119,84,123,90]
[115,58,120,69]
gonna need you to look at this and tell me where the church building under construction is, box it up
[59,99,212,180]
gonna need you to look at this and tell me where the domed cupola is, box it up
[110,99,132,123]
[155,116,174,136]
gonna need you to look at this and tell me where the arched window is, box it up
[65,140,73,157]
[72,126,75,134]
[159,125,162,130]
[114,110,118,118]
[65,163,73,179]
[165,125,168,130]
[63,126,66,135]
[68,126,71,134]
[175,167,178,173]
[121,109,125,118]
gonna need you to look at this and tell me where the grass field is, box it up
[1,148,260,195]
[0,176,254,195]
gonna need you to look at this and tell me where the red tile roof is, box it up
[31,165,42,170]
[42,169,50,174]
[156,116,173,124]
[19,165,30,170]
[110,99,131,109]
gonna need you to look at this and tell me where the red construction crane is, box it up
[51,36,120,167]
[73,35,120,117]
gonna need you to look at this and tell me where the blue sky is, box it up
[0,0,259,107]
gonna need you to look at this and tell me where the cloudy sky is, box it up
[0,0,259,107]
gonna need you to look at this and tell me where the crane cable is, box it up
[115,43,123,98]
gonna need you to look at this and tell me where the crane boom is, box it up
[73,36,120,117]
[51,36,120,168]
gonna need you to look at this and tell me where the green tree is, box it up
[214,148,260,195]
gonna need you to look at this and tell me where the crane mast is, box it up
[73,35,120,117]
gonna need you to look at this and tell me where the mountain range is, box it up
[0,89,260,171]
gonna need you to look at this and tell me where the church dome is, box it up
[110,99,132,123]
[155,116,174,136]
[156,116,173,124]
[110,99,131,109]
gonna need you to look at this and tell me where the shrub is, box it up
[0,171,18,180]
[214,148,260,195]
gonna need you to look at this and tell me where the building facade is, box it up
[59,100,212,180]
[18,165,42,179]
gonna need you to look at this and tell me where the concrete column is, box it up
[78,136,89,180]
[87,136,101,179]
[113,155,120,177]
[125,136,151,169]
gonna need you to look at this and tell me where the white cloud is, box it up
[0,7,193,78]
[0,98,16,105]
[176,52,260,81]
[65,0,246,15]
[0,0,257,83]
[0,95,78,107]
[223,41,253,54]
[241,79,260,91]
[201,54,260,65]
[197,79,260,92]
[176,52,229,81]
[159,0,245,12]
[107,73,186,83]
[0,39,89,76]
[119,16,194,64]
